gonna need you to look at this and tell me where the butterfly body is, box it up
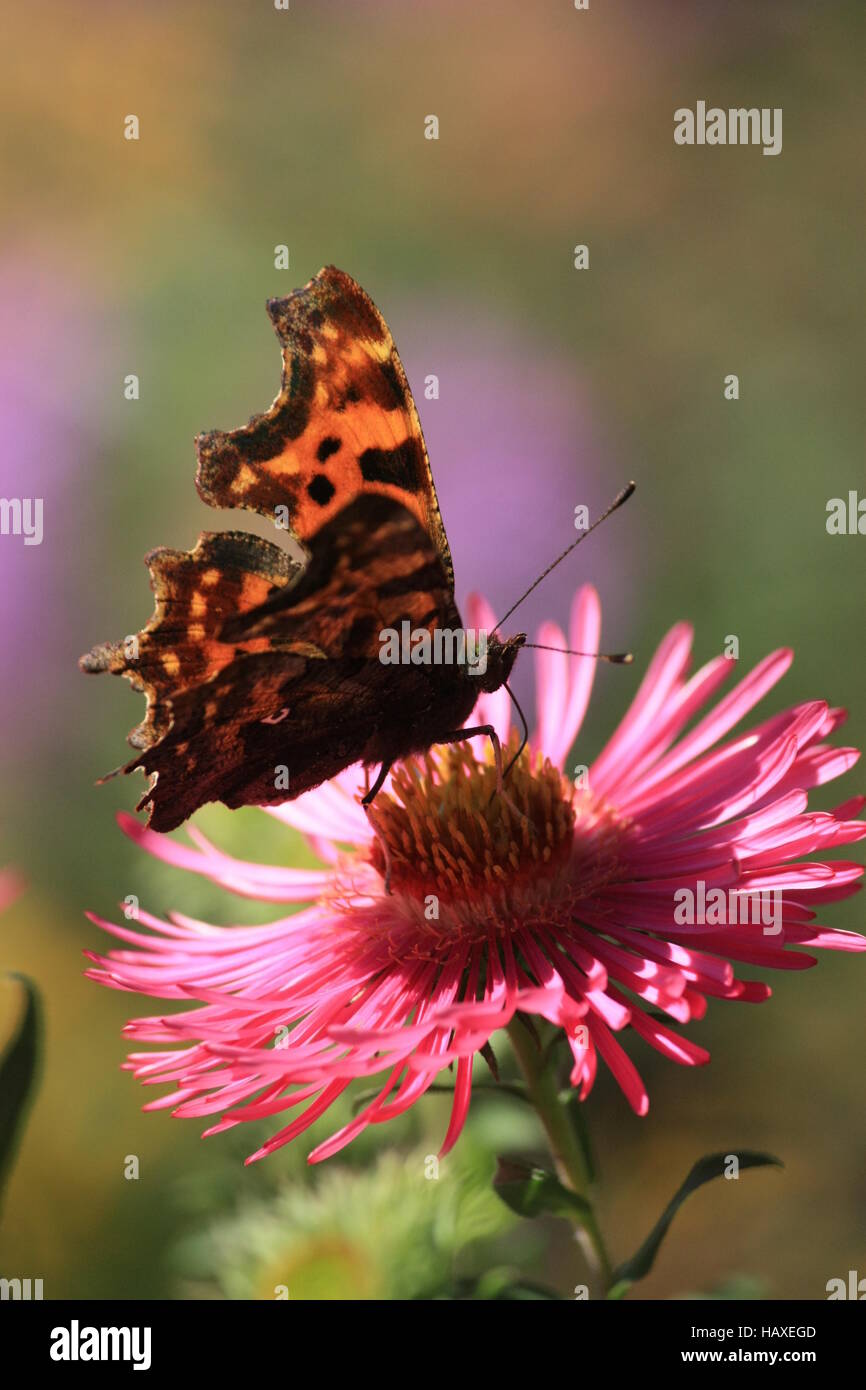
[82,268,524,833]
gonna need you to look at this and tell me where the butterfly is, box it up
[82,267,633,835]
[81,269,518,831]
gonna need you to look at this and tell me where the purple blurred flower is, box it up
[393,296,641,716]
[0,250,105,744]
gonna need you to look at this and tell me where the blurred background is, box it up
[0,0,863,1299]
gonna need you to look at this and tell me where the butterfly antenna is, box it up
[493,481,635,632]
[523,642,633,664]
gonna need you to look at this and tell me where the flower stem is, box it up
[506,1019,613,1294]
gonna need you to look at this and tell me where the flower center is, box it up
[366,735,577,917]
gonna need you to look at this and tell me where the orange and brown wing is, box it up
[195,265,454,586]
[81,497,463,832]
[80,531,301,756]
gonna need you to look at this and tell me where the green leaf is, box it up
[678,1274,767,1301]
[493,1157,592,1225]
[469,1273,567,1301]
[610,1150,782,1297]
[0,974,41,1210]
[432,1271,562,1300]
[559,1088,597,1185]
[606,1279,633,1301]
[490,1280,563,1300]
[351,1079,529,1116]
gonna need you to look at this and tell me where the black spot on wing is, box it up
[308,475,336,506]
[359,440,422,490]
[316,436,341,462]
[378,359,406,409]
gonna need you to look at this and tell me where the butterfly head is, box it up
[472,632,526,693]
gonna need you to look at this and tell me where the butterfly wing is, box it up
[83,496,466,832]
[83,269,466,831]
[80,531,301,753]
[195,265,454,586]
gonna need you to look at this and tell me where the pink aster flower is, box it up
[86,585,866,1164]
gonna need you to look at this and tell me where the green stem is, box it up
[506,1019,613,1294]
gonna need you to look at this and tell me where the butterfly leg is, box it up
[361,760,393,806]
[439,724,505,796]
[436,725,531,830]
[361,760,394,895]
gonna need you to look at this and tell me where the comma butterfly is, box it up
[81,267,632,834]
